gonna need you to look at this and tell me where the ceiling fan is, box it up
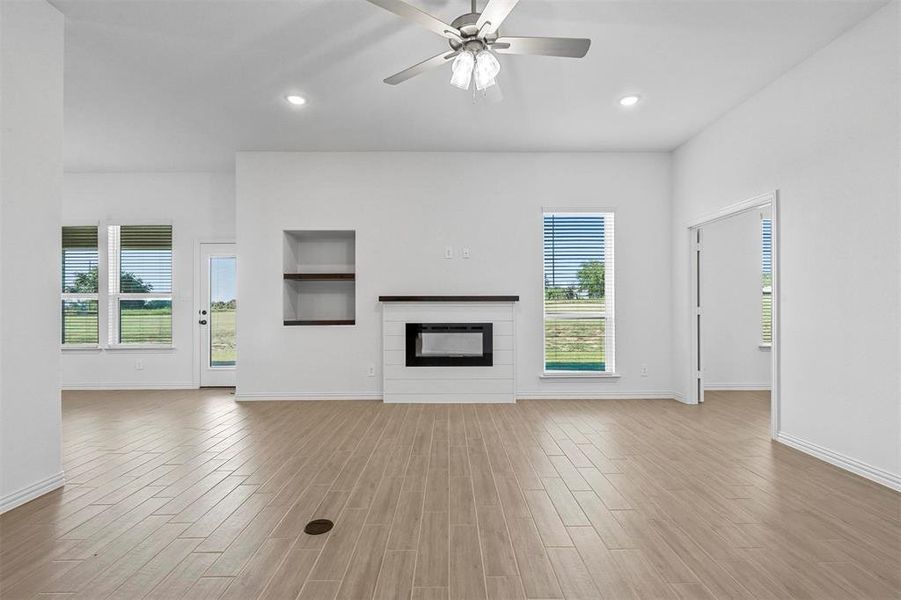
[363,0,591,92]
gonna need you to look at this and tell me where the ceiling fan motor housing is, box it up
[449,12,498,51]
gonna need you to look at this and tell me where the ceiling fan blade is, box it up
[492,36,591,58]
[475,0,519,35]
[363,0,461,39]
[384,50,459,85]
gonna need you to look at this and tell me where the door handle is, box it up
[199,319,208,325]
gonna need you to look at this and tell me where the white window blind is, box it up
[108,225,173,345]
[543,212,615,373]
[61,226,99,345]
[761,217,772,345]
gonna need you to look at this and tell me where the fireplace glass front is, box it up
[405,323,493,367]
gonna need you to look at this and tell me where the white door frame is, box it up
[686,191,780,438]
[193,239,236,388]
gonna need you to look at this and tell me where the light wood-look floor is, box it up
[1,390,899,600]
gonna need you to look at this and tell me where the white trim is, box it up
[105,344,176,351]
[540,372,620,379]
[688,227,702,405]
[61,382,196,390]
[776,432,901,492]
[683,192,776,230]
[686,190,780,438]
[234,391,382,401]
[671,390,689,404]
[62,345,175,351]
[235,391,684,401]
[386,396,514,404]
[704,383,772,391]
[0,471,66,514]
[517,391,678,400]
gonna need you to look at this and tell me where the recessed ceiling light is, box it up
[619,95,641,107]
[285,95,306,106]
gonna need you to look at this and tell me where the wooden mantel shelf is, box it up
[378,295,519,302]
[284,273,355,280]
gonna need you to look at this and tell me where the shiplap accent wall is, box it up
[382,302,516,403]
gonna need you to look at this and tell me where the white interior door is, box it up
[200,243,236,387]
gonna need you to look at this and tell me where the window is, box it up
[108,225,173,345]
[543,212,615,374]
[761,217,772,345]
[61,226,99,345]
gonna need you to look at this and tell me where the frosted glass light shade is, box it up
[474,50,500,91]
[450,51,475,90]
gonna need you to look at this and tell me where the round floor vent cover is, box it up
[304,519,334,535]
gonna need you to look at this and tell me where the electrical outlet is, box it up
[444,246,453,259]
[462,247,471,259]
[640,364,648,377]
[135,360,144,371]
[368,364,376,377]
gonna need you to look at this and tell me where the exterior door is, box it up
[200,243,236,387]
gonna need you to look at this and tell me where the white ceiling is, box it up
[56,0,885,171]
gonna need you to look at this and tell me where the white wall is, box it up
[237,152,673,400]
[61,173,235,389]
[0,0,65,512]
[701,209,771,390]
[673,4,899,485]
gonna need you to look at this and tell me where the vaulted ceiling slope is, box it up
[55,0,885,171]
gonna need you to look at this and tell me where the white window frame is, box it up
[760,214,773,348]
[540,208,617,378]
[107,223,174,349]
[61,223,101,348]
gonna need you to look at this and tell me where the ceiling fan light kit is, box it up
[364,0,591,97]
[450,51,475,89]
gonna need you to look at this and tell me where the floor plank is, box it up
[0,389,897,600]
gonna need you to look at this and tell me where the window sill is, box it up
[758,343,772,350]
[540,372,620,379]
[61,345,101,351]
[106,344,176,351]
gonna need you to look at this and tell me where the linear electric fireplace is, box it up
[406,323,493,367]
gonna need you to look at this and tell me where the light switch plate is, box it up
[462,248,471,259]
[444,246,453,259]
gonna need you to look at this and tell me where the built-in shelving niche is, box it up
[283,230,356,326]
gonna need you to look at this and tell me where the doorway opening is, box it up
[688,192,779,437]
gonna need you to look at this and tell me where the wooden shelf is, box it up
[284,319,355,326]
[284,273,355,281]
[378,295,519,302]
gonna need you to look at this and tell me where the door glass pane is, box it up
[210,256,236,367]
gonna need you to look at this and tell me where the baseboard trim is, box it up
[1,471,66,514]
[234,391,683,402]
[671,390,692,404]
[234,392,382,401]
[776,432,901,492]
[705,383,772,391]
[62,382,196,391]
[516,391,679,401]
